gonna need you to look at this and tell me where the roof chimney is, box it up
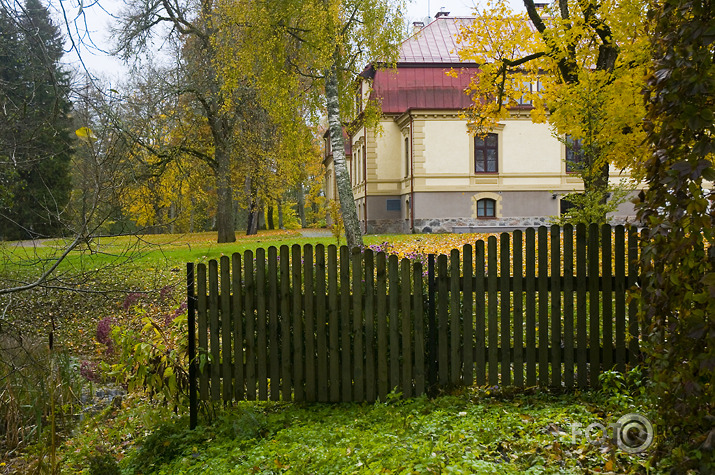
[435,7,450,18]
[533,2,549,8]
[412,21,425,34]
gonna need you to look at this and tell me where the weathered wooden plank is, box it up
[188,263,197,428]
[413,261,425,396]
[450,249,461,385]
[475,241,486,386]
[292,244,304,402]
[209,259,220,401]
[389,254,401,392]
[315,245,328,402]
[256,249,268,400]
[197,263,209,400]
[303,245,316,401]
[500,233,511,386]
[220,256,232,401]
[401,258,413,397]
[328,245,340,402]
[352,247,364,402]
[628,227,640,364]
[614,227,626,373]
[487,236,498,386]
[525,228,536,386]
[232,253,244,401]
[602,225,613,371]
[576,224,588,388]
[376,252,388,401]
[364,250,376,401]
[437,254,449,386]
[550,225,561,388]
[268,247,279,401]
[280,246,292,401]
[340,246,352,402]
[588,223,600,388]
[538,226,548,387]
[462,244,474,386]
[563,225,575,389]
[244,251,256,400]
[512,232,523,387]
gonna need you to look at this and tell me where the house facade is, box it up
[324,15,637,234]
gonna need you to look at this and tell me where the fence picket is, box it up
[538,227,548,387]
[563,225,574,389]
[256,249,267,400]
[462,244,474,386]
[365,250,376,401]
[602,225,613,371]
[353,248,365,402]
[232,254,244,401]
[450,249,461,385]
[197,263,208,400]
[525,228,536,387]
[438,254,450,386]
[315,245,328,402]
[328,245,339,402]
[615,227,626,372]
[588,223,601,388]
[340,246,351,402]
[220,256,232,401]
[576,224,588,388]
[500,233,511,386]
[512,232,523,387]
[292,244,304,402]
[209,259,220,402]
[401,258,412,397]
[550,225,561,388]
[413,262,425,395]
[376,252,388,400]
[487,237,498,386]
[268,247,279,401]
[244,251,256,400]
[304,245,316,401]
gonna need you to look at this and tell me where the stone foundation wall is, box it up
[366,216,638,235]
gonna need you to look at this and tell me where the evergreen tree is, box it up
[0,0,73,240]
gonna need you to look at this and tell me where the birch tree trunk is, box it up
[325,55,363,249]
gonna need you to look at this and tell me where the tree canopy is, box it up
[0,0,73,240]
[455,0,649,197]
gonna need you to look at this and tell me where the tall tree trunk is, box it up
[215,142,236,243]
[245,178,260,236]
[297,183,306,228]
[278,197,284,229]
[325,53,363,249]
[267,205,274,229]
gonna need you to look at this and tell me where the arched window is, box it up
[477,198,496,218]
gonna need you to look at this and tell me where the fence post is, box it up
[187,262,197,430]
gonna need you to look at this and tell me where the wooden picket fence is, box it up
[186,224,641,428]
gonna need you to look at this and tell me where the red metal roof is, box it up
[373,66,477,113]
[367,16,480,113]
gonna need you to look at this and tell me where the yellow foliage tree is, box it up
[455,0,649,205]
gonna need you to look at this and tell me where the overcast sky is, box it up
[57,0,506,81]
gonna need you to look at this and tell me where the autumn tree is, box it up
[639,0,714,469]
[113,0,245,243]
[455,0,648,219]
[216,0,404,249]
